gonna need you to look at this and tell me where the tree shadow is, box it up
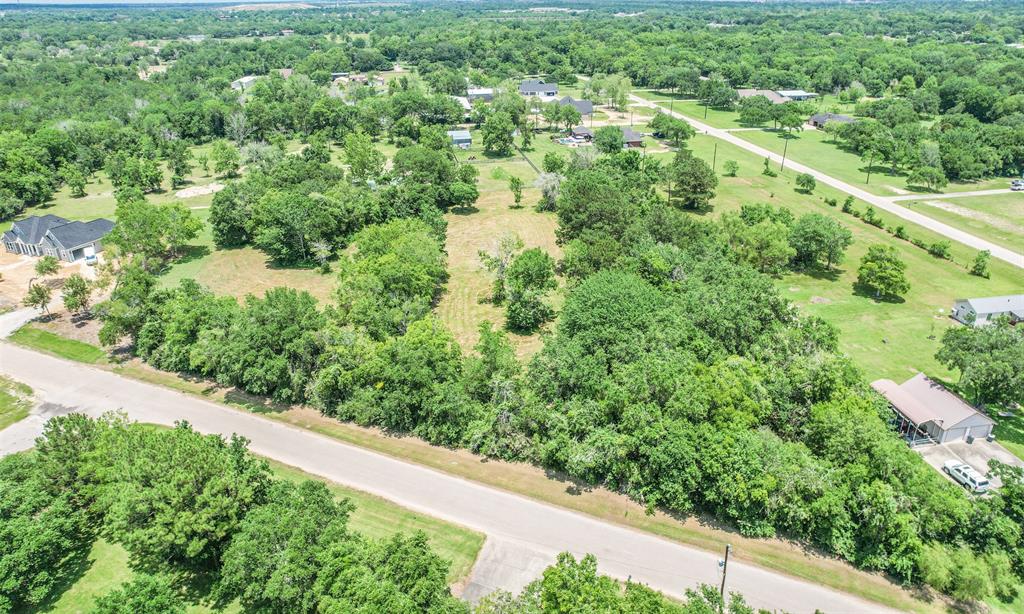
[450,205,480,216]
[541,467,595,496]
[224,388,291,415]
[852,283,906,304]
[796,265,844,282]
[172,244,212,266]
[33,539,95,613]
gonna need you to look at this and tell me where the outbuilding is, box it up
[872,373,996,445]
[952,295,1024,326]
[809,113,856,129]
[447,129,472,149]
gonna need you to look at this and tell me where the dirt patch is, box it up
[35,311,104,346]
[175,182,225,199]
[920,199,1024,235]
[809,296,832,305]
[0,253,95,308]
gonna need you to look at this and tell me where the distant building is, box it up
[280,29,295,36]
[558,96,594,116]
[467,87,494,102]
[872,373,995,445]
[952,295,1024,326]
[276,68,294,79]
[809,113,856,129]
[620,126,644,148]
[519,79,559,97]
[3,215,114,262]
[231,75,259,91]
[776,89,817,101]
[736,88,791,104]
[447,129,472,149]
[571,125,594,140]
[452,96,473,113]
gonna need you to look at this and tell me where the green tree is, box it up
[593,126,624,155]
[479,233,524,303]
[795,173,816,193]
[93,574,187,614]
[61,273,92,314]
[210,140,241,177]
[723,160,739,177]
[481,111,515,156]
[857,244,910,299]
[789,213,853,270]
[166,140,194,188]
[62,165,87,198]
[22,283,52,314]
[504,247,556,333]
[31,255,59,287]
[664,150,717,210]
[508,176,524,208]
[542,151,566,174]
[344,130,385,184]
[970,250,991,278]
[936,318,1024,406]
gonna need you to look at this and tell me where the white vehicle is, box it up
[1012,183,1024,192]
[943,460,990,493]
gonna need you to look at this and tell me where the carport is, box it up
[871,374,995,445]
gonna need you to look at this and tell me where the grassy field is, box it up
[40,458,483,614]
[655,133,1024,384]
[10,326,107,364]
[0,375,32,431]
[734,127,1013,197]
[901,193,1024,253]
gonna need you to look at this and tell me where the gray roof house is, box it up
[571,125,594,140]
[809,113,856,129]
[3,215,114,262]
[952,295,1024,326]
[620,126,644,148]
[447,129,472,149]
[467,87,494,102]
[776,89,817,101]
[736,88,791,104]
[558,96,594,115]
[872,373,995,445]
[519,79,559,97]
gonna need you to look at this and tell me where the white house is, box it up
[776,89,817,101]
[231,75,259,91]
[952,295,1024,326]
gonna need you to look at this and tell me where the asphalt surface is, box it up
[631,94,1024,269]
[0,341,898,613]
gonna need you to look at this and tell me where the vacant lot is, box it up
[906,193,1024,253]
[42,458,483,614]
[0,375,32,431]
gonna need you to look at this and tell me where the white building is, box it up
[952,295,1024,326]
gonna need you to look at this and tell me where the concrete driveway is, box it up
[917,439,1023,490]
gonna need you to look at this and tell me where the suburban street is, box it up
[630,94,1024,269]
[0,341,897,614]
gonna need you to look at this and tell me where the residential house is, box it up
[809,113,856,129]
[467,87,494,102]
[872,373,995,445]
[776,89,817,101]
[952,295,1024,326]
[231,75,259,91]
[447,129,472,149]
[620,126,644,148]
[519,79,559,97]
[558,96,594,116]
[3,215,114,262]
[736,88,791,104]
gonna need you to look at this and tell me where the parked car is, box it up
[943,460,990,493]
[1012,182,1024,192]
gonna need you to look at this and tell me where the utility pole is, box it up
[712,142,718,172]
[780,139,789,172]
[718,544,732,612]
[865,151,874,184]
[704,100,709,119]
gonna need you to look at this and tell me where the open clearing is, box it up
[908,193,1024,253]
[41,457,483,614]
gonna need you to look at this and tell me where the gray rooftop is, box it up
[872,373,994,429]
[559,96,594,115]
[520,79,558,95]
[960,295,1024,316]
[811,112,856,124]
[6,215,70,245]
[45,218,114,250]
[620,126,644,142]
[447,129,472,141]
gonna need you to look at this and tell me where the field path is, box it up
[0,341,896,614]
[630,94,1024,269]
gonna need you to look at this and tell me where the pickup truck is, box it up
[943,460,990,494]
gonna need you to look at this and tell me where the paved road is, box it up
[0,342,897,614]
[631,94,1024,269]
[891,188,1016,202]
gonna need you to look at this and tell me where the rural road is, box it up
[0,342,897,614]
[890,188,1014,202]
[631,94,1024,269]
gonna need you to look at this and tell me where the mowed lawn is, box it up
[661,133,1024,384]
[10,326,108,364]
[0,376,32,431]
[734,127,1014,197]
[42,459,484,614]
[904,192,1024,253]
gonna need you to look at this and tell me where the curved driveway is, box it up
[631,94,1024,269]
[0,342,896,614]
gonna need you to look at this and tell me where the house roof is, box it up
[45,218,114,250]
[452,96,472,111]
[736,88,790,104]
[958,295,1024,317]
[520,79,558,95]
[811,113,856,124]
[6,215,70,245]
[447,129,472,141]
[620,126,644,142]
[571,125,593,137]
[777,89,817,98]
[872,373,994,430]
[559,96,594,115]
[467,87,493,97]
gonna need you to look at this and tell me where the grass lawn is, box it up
[734,127,1014,197]
[994,413,1024,462]
[657,133,1024,384]
[902,192,1024,253]
[10,326,107,364]
[41,458,483,614]
[0,376,32,431]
